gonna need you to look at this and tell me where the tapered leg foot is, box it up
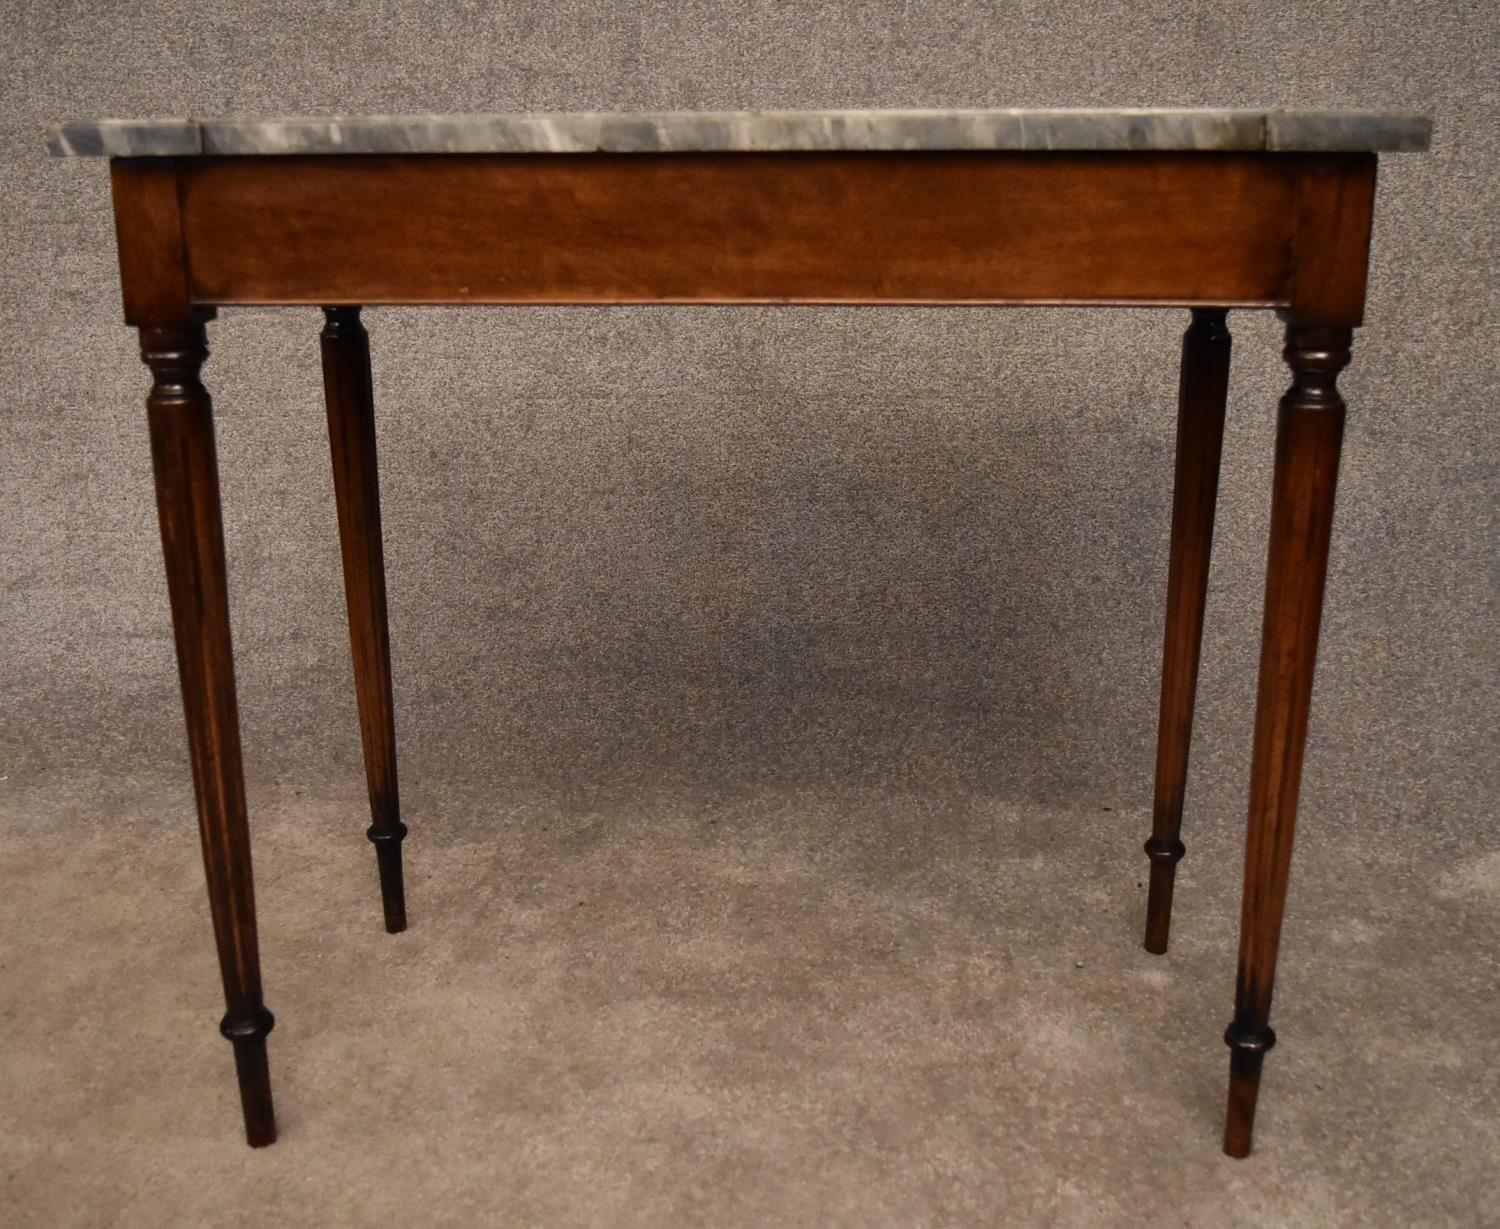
[321,306,408,932]
[368,822,409,934]
[1223,324,1350,1158]
[1143,308,1231,953]
[1223,1023,1275,1158]
[143,318,277,1147]
[222,1007,277,1147]
[1142,835,1186,954]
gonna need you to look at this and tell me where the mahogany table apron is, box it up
[45,109,1431,1159]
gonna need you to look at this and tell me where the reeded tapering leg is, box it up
[1143,309,1232,953]
[320,306,407,933]
[1223,324,1351,1158]
[142,319,276,1147]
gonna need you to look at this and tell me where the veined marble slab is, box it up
[45,109,1432,158]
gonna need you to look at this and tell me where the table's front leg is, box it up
[142,320,276,1147]
[1224,323,1351,1158]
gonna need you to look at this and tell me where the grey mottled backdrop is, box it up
[2,3,1497,1227]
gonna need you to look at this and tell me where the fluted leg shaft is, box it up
[1144,308,1232,953]
[142,319,276,1147]
[320,306,407,933]
[1223,324,1351,1158]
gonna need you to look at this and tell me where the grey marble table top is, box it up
[46,109,1431,158]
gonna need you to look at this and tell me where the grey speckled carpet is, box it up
[2,2,1497,1226]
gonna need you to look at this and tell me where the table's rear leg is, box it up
[142,319,277,1147]
[320,306,407,933]
[1143,308,1231,953]
[1224,324,1351,1158]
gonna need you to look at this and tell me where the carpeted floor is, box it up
[4,1,1498,1225]
[4,759,1497,1228]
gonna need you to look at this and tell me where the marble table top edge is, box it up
[44,108,1433,158]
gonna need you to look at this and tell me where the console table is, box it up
[46,108,1431,1157]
